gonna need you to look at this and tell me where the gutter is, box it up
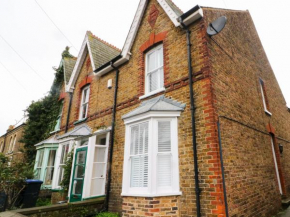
[104,62,119,210]
[177,5,203,217]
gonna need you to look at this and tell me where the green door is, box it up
[70,147,87,202]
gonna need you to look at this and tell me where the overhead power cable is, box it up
[34,0,78,53]
[0,34,45,81]
[0,60,27,91]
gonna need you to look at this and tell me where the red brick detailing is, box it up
[139,31,168,96]
[86,57,91,69]
[75,75,94,121]
[148,4,159,28]
[79,75,93,89]
[58,92,66,101]
[266,123,276,134]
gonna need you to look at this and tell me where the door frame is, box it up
[69,146,88,202]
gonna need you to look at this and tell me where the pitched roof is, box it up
[63,57,77,85]
[66,31,120,92]
[35,135,58,147]
[122,95,186,119]
[95,0,203,76]
[87,31,120,69]
[57,124,92,140]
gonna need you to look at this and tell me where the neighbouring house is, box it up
[0,119,26,163]
[32,0,290,216]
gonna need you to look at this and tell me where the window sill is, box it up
[265,110,272,116]
[121,191,182,197]
[139,88,165,100]
[74,118,88,125]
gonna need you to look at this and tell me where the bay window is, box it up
[122,113,181,197]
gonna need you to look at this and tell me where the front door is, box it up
[70,147,87,202]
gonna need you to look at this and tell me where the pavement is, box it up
[0,212,26,217]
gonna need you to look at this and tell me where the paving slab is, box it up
[0,212,26,217]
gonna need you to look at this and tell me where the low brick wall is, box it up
[11,198,104,217]
[51,191,68,204]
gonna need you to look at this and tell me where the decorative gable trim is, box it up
[66,33,95,92]
[95,0,201,77]
[158,0,180,27]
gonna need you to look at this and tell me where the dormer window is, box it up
[79,85,90,120]
[259,78,271,115]
[145,44,164,96]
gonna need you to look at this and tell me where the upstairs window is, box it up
[145,45,164,95]
[53,101,64,132]
[0,142,3,153]
[79,85,90,120]
[259,78,271,115]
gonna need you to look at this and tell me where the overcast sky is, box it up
[0,0,289,136]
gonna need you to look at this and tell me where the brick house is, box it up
[33,0,290,216]
[0,121,26,163]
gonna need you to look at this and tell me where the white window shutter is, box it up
[130,123,148,188]
[157,121,172,187]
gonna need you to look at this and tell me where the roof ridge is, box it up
[86,31,121,52]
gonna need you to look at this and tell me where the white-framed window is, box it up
[44,149,56,185]
[143,44,164,98]
[122,113,181,197]
[259,78,271,115]
[35,149,44,179]
[57,143,70,186]
[54,101,64,132]
[89,133,109,197]
[79,85,90,120]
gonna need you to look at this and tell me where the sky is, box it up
[0,0,289,136]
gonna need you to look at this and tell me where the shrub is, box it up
[96,212,120,217]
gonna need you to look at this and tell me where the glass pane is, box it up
[130,155,148,187]
[35,168,41,179]
[81,104,87,119]
[76,150,86,164]
[140,122,148,154]
[158,154,171,187]
[58,167,64,185]
[80,140,88,147]
[130,125,139,155]
[93,147,106,163]
[96,134,106,145]
[74,165,85,178]
[44,167,54,185]
[60,144,69,164]
[148,51,157,72]
[73,180,83,195]
[85,88,90,102]
[37,150,44,167]
[82,89,88,103]
[158,121,171,152]
[149,70,159,92]
[92,163,105,178]
[90,178,104,196]
[47,150,56,167]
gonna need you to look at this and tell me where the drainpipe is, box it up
[105,61,119,210]
[179,20,201,217]
[65,92,73,133]
[217,119,229,217]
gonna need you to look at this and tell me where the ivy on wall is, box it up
[21,47,74,165]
